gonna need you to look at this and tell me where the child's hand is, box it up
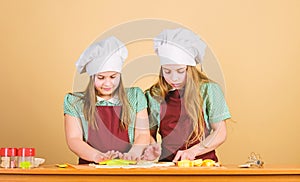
[173,147,197,162]
[118,152,141,161]
[105,150,121,160]
[142,143,161,161]
[94,152,109,163]
[94,150,120,162]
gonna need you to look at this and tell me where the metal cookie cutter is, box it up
[238,152,264,168]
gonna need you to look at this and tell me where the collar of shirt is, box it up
[96,95,121,106]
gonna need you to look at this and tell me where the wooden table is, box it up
[1,164,300,182]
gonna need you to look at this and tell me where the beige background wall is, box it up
[0,0,299,165]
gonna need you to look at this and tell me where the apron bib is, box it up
[79,106,131,164]
[159,89,217,162]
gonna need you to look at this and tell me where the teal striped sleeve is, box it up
[127,87,147,113]
[144,90,160,129]
[126,87,148,144]
[63,93,81,118]
[202,83,231,123]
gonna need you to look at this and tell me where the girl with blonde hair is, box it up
[145,28,231,162]
[64,36,157,164]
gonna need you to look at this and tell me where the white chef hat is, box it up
[154,28,207,66]
[75,36,128,76]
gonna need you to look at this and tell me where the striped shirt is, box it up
[145,82,231,132]
[64,87,147,143]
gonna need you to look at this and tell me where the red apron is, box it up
[79,106,131,164]
[159,89,218,162]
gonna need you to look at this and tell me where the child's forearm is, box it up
[67,138,102,162]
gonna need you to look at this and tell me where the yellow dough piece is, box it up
[177,160,193,167]
[191,159,203,166]
[99,159,137,166]
[201,159,215,167]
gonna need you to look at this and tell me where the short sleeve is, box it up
[63,93,82,118]
[126,87,148,144]
[201,83,231,123]
[126,87,147,113]
[144,90,160,129]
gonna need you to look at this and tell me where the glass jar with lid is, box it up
[18,148,35,169]
[0,148,18,168]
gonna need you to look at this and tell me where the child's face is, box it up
[162,64,187,89]
[94,71,120,99]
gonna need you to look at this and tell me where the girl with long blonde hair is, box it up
[145,28,231,162]
[64,36,157,164]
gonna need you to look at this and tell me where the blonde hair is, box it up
[82,75,132,130]
[149,66,209,147]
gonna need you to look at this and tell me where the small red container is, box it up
[18,148,35,169]
[0,148,18,168]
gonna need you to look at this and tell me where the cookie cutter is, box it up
[239,152,264,168]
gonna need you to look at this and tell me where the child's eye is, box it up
[110,75,116,79]
[177,68,186,74]
[163,70,171,74]
[97,76,104,80]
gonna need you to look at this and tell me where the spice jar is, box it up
[18,148,35,169]
[0,148,18,168]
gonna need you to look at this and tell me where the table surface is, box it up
[1,164,300,182]
[1,164,300,175]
